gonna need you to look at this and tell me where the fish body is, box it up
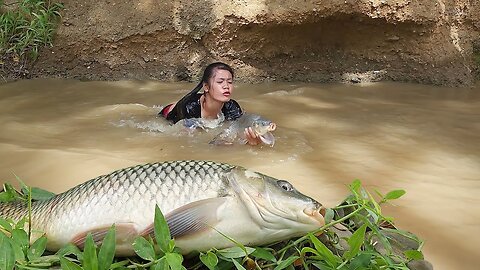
[0,160,324,255]
[210,113,276,146]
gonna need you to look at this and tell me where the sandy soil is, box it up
[1,0,479,86]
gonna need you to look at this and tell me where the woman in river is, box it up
[159,62,275,146]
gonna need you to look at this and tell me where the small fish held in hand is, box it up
[0,160,325,255]
[210,113,276,146]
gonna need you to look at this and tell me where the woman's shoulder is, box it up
[223,99,243,120]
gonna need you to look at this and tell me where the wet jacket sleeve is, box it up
[165,94,201,123]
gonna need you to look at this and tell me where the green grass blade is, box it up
[274,256,299,270]
[83,234,98,270]
[154,204,171,254]
[98,225,116,270]
[60,257,83,270]
[344,224,367,260]
[231,258,246,270]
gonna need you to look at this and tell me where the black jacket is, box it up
[165,93,243,123]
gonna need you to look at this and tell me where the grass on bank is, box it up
[0,180,426,270]
[0,0,63,66]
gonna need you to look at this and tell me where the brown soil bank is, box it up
[8,0,480,86]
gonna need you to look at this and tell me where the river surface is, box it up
[0,79,479,269]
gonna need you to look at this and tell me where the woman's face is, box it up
[204,69,233,103]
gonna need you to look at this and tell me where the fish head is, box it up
[251,119,273,135]
[251,119,276,146]
[227,167,325,240]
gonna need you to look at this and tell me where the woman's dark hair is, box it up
[201,62,234,84]
[164,62,234,122]
[188,62,235,95]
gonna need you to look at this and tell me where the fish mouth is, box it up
[267,123,276,132]
[259,132,275,146]
[303,204,326,225]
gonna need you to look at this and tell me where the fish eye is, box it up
[277,180,294,192]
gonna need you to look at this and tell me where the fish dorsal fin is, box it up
[141,197,227,240]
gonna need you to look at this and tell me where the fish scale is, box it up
[0,160,235,250]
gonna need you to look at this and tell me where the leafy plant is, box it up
[0,0,63,79]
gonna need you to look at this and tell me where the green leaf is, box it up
[56,243,83,260]
[60,257,84,270]
[231,258,246,270]
[133,237,156,261]
[349,253,371,270]
[384,190,406,201]
[98,226,116,270]
[365,189,381,214]
[324,208,335,224]
[154,257,169,270]
[27,235,47,261]
[109,259,129,269]
[274,256,299,270]
[309,234,339,267]
[154,205,171,253]
[218,246,255,259]
[14,218,26,230]
[0,191,16,202]
[29,187,55,201]
[11,229,29,251]
[1,183,22,202]
[165,252,183,270]
[10,229,28,262]
[0,233,15,270]
[252,247,276,262]
[350,180,362,194]
[200,251,218,270]
[83,234,98,270]
[404,250,424,261]
[0,217,13,232]
[344,224,367,260]
[8,240,25,264]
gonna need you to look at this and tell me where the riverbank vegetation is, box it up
[0,179,430,270]
[0,0,63,78]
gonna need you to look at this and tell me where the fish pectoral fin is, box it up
[142,197,227,240]
[71,223,138,248]
[167,197,228,239]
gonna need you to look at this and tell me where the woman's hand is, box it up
[244,127,262,146]
[244,122,277,146]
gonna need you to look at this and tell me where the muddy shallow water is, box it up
[0,79,479,269]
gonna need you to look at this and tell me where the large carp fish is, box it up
[0,160,325,255]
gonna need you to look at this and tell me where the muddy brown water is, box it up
[0,79,479,269]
